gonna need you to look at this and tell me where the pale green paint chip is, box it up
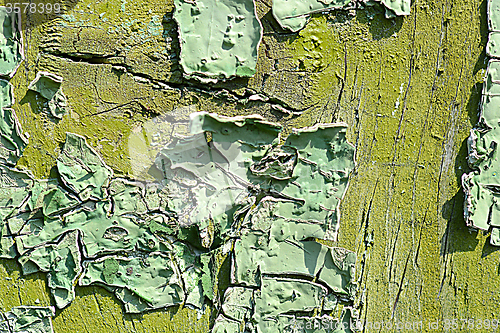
[272,0,351,32]
[80,253,184,310]
[28,72,68,119]
[489,0,500,32]
[57,132,112,201]
[173,0,262,82]
[488,33,500,58]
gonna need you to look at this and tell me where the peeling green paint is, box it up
[0,110,356,331]
[272,0,352,32]
[173,0,262,82]
[80,253,184,310]
[0,306,55,333]
[464,0,500,245]
[272,0,410,32]
[0,8,23,78]
[0,81,27,166]
[28,72,68,119]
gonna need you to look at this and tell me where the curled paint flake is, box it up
[0,80,27,166]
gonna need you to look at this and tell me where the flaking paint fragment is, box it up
[232,231,356,296]
[463,0,500,246]
[254,277,327,322]
[18,231,82,309]
[0,8,23,78]
[272,0,411,32]
[487,32,500,58]
[28,72,68,119]
[57,132,112,201]
[220,287,253,323]
[173,0,262,82]
[0,80,27,166]
[0,306,55,333]
[80,253,184,310]
[489,0,500,32]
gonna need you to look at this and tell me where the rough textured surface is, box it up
[0,0,493,332]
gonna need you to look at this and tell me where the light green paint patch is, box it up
[272,0,410,32]
[254,277,326,322]
[220,287,253,323]
[28,72,68,119]
[489,0,500,32]
[1,306,55,333]
[57,132,112,201]
[80,253,184,310]
[173,0,262,82]
[464,59,500,243]
[41,187,79,217]
[0,165,33,258]
[211,315,241,333]
[256,314,348,333]
[233,231,356,296]
[18,231,81,309]
[0,8,23,78]
[272,0,351,32]
[0,81,27,166]
[102,257,119,284]
[155,112,282,242]
[377,0,411,17]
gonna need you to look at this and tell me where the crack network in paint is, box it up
[0,111,357,332]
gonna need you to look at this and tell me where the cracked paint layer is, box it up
[0,306,55,333]
[173,0,262,82]
[463,0,500,245]
[272,0,411,32]
[0,112,357,331]
[28,72,68,119]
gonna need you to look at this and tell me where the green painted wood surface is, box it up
[0,0,495,331]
